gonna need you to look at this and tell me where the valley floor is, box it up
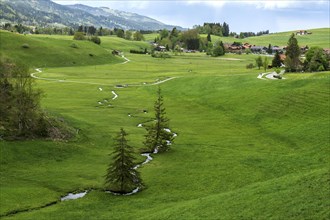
[1,50,329,219]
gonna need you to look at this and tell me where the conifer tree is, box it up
[207,33,211,42]
[105,128,142,194]
[272,51,282,68]
[285,33,301,72]
[144,87,174,153]
[267,43,272,54]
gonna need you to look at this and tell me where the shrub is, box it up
[274,68,281,74]
[21,43,29,48]
[273,74,282,79]
[130,49,147,54]
[246,63,254,69]
[70,43,78,48]
[73,32,85,40]
[151,52,171,59]
[90,36,101,45]
[245,48,252,54]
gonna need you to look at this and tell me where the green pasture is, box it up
[0,31,151,68]
[204,28,330,48]
[0,32,329,219]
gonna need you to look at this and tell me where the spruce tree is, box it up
[285,33,301,72]
[207,33,211,42]
[144,87,174,153]
[105,128,142,194]
[267,44,272,54]
[272,51,282,67]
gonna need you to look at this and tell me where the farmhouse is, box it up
[251,46,266,53]
[296,30,312,35]
[242,43,252,49]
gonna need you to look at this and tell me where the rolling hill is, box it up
[0,31,329,219]
[198,28,330,48]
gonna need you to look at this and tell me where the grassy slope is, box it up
[0,31,151,68]
[205,28,330,48]
[0,33,329,219]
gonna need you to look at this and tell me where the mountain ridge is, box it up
[0,0,183,30]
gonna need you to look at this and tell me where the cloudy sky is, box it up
[52,0,329,33]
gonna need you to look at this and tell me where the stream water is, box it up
[60,153,153,201]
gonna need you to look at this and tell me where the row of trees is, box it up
[1,23,145,40]
[238,30,269,39]
[73,32,101,44]
[155,28,225,56]
[105,87,175,194]
[194,22,230,36]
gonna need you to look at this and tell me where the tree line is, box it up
[194,22,230,36]
[0,59,74,140]
[1,23,145,41]
[153,27,225,57]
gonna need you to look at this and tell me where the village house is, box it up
[296,30,312,35]
[251,46,267,53]
[271,46,286,54]
[242,43,252,49]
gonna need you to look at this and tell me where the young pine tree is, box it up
[285,33,301,72]
[144,87,174,153]
[105,128,142,194]
[272,51,282,68]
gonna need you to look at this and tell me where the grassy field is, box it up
[0,31,329,219]
[0,31,151,68]
[203,28,330,48]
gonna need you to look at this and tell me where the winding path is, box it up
[30,55,177,87]
[257,70,285,80]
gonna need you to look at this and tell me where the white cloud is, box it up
[185,0,327,10]
[244,0,301,9]
[185,1,228,8]
[114,1,150,10]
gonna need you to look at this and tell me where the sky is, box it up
[52,0,330,33]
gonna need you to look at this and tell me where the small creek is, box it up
[60,152,154,201]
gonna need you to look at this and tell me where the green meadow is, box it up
[0,30,329,219]
[197,28,329,48]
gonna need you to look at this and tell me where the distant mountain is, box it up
[0,0,182,30]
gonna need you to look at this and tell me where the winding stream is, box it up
[60,152,155,201]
